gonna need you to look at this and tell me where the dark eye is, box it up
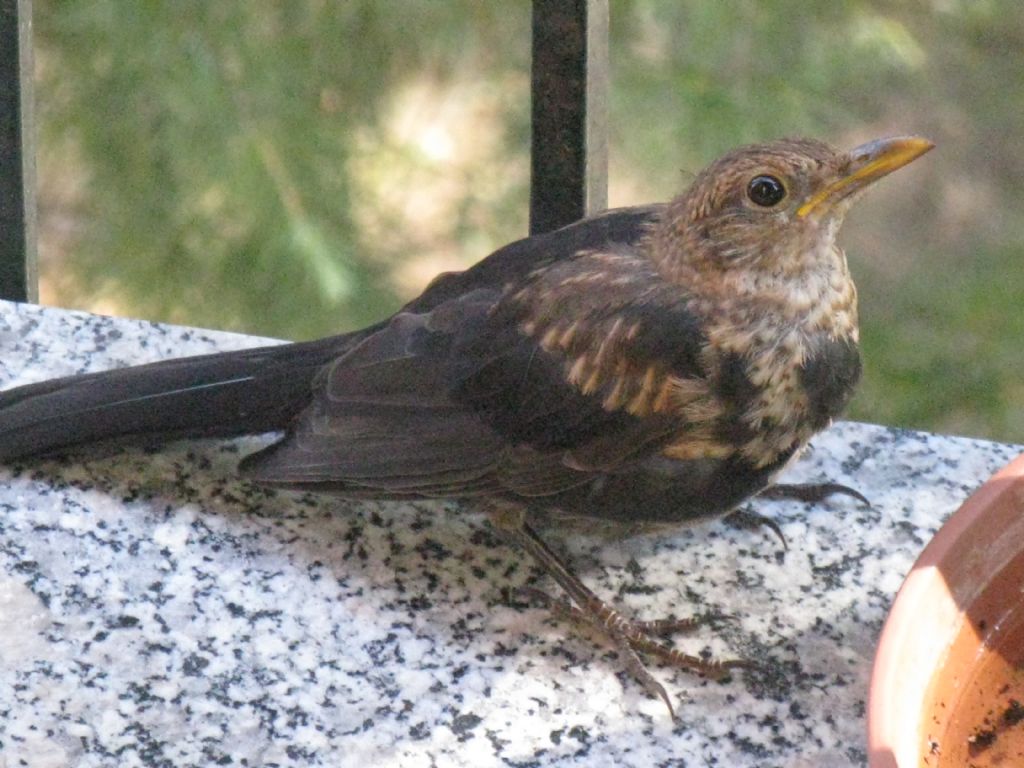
[747,175,787,207]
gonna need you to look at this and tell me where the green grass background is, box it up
[31,1,1024,443]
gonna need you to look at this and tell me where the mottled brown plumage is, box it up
[0,135,933,717]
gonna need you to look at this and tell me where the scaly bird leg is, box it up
[492,507,749,719]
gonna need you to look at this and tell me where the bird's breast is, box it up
[690,284,861,467]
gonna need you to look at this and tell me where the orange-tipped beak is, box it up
[797,136,935,219]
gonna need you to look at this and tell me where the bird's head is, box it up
[652,136,934,291]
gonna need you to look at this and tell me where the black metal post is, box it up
[530,0,608,236]
[0,0,37,302]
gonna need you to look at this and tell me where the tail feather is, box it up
[0,334,357,461]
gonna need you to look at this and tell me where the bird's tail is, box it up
[0,334,358,461]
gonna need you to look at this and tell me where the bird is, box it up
[0,135,933,717]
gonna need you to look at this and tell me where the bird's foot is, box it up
[723,509,788,549]
[760,481,870,506]
[515,586,751,719]
[730,482,870,548]
[492,507,751,719]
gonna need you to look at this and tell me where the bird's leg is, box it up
[490,506,749,718]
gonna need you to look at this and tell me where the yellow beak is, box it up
[797,136,935,219]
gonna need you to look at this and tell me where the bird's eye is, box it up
[747,175,787,207]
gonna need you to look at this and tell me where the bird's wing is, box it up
[404,204,665,313]
[240,205,714,500]
[240,290,508,497]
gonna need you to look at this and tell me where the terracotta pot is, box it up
[868,453,1024,767]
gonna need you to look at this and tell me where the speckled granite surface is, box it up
[0,299,1019,768]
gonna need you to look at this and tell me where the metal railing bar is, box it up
[0,0,37,302]
[529,0,609,236]
[2,2,608,305]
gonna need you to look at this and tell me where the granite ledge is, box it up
[0,299,1020,768]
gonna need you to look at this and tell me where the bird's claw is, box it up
[724,509,789,550]
[761,481,870,507]
[513,585,751,720]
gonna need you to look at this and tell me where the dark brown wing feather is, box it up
[240,206,700,500]
[240,298,506,496]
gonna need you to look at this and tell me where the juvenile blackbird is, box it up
[0,136,932,715]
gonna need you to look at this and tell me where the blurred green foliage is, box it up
[33,1,1024,442]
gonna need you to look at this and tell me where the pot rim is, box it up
[867,452,1024,768]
